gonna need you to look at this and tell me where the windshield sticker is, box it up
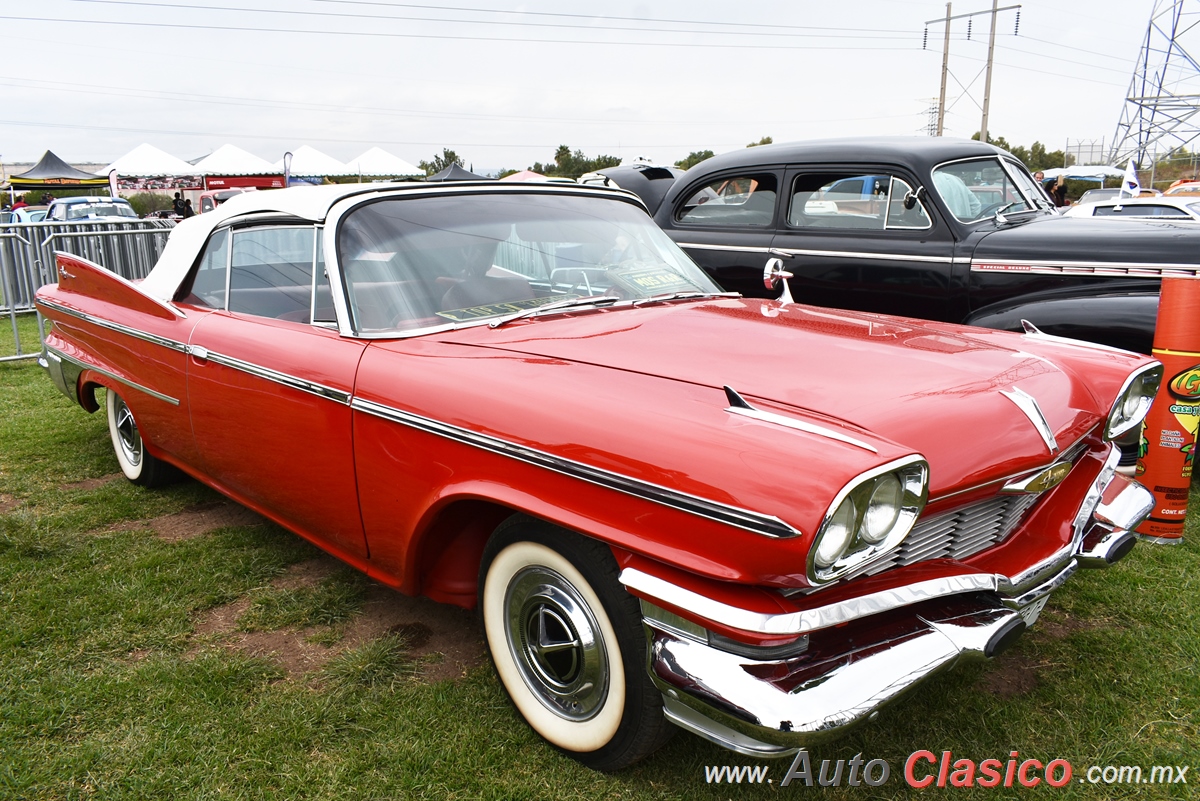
[608,265,698,295]
[436,293,580,322]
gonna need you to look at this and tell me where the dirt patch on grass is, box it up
[978,653,1039,698]
[1033,610,1102,640]
[109,500,267,542]
[61,473,122,492]
[0,493,18,514]
[192,557,486,683]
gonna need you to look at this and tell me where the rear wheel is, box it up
[106,389,180,487]
[480,518,672,771]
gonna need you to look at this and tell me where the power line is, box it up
[2,14,921,50]
[58,0,919,41]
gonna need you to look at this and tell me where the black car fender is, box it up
[965,287,1160,354]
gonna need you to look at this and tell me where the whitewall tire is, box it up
[105,389,179,488]
[479,518,672,771]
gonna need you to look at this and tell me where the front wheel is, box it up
[106,389,180,487]
[480,518,672,771]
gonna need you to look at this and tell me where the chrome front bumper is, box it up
[638,466,1155,757]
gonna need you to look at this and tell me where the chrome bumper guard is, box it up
[640,461,1156,756]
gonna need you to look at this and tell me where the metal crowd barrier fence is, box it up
[0,219,174,362]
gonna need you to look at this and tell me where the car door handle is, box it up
[190,345,209,363]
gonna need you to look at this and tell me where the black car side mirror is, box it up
[903,186,928,210]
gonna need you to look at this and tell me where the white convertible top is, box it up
[137,181,641,303]
[138,183,396,302]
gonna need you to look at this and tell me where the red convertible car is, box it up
[36,182,1160,770]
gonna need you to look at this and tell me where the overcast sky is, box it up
[0,0,1163,173]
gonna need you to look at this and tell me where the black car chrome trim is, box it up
[1000,387,1059,453]
[36,298,190,353]
[351,397,803,539]
[678,241,960,265]
[675,243,774,254]
[723,385,878,453]
[973,258,1200,277]
[194,348,352,404]
[770,247,956,264]
[43,342,180,406]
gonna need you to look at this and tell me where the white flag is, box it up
[1122,159,1141,197]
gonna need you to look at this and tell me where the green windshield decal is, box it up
[436,294,580,322]
[608,265,699,295]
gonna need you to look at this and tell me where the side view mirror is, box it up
[763,257,795,305]
[903,185,928,210]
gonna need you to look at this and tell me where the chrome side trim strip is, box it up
[44,343,180,406]
[197,349,352,404]
[674,242,773,254]
[676,242,959,265]
[36,298,189,353]
[1001,387,1059,453]
[973,258,1198,278]
[351,397,802,539]
[620,567,999,635]
[770,247,957,264]
[722,385,878,453]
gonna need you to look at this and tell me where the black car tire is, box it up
[106,389,181,488]
[479,516,672,771]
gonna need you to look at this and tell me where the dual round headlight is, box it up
[811,460,928,579]
[1106,364,1162,441]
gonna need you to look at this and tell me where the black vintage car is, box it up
[604,137,1200,355]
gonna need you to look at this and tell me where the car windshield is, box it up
[932,157,1048,223]
[65,202,137,220]
[338,193,724,334]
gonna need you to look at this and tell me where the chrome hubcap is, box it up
[113,395,142,468]
[505,566,609,721]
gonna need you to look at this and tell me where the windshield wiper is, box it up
[993,202,1038,224]
[488,295,620,329]
[632,291,741,307]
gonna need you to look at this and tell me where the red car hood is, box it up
[443,297,1108,496]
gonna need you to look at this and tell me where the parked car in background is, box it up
[640,137,1200,356]
[45,196,138,222]
[1164,181,1200,196]
[36,182,1161,769]
[1063,196,1200,222]
[0,205,48,223]
[198,186,255,213]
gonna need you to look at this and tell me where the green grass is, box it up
[1,357,1198,799]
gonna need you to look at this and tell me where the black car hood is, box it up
[973,214,1200,265]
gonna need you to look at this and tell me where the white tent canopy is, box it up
[1041,165,1125,181]
[345,147,422,177]
[98,143,198,176]
[192,144,278,176]
[274,145,355,177]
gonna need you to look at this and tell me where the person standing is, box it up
[1048,176,1068,207]
[182,199,195,218]
[172,192,186,216]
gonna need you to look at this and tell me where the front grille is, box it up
[854,493,1041,579]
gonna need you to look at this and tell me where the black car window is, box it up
[675,174,778,226]
[787,173,932,231]
[789,173,890,230]
[227,226,318,321]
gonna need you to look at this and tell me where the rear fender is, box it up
[966,291,1158,354]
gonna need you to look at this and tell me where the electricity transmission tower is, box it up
[1110,0,1200,165]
